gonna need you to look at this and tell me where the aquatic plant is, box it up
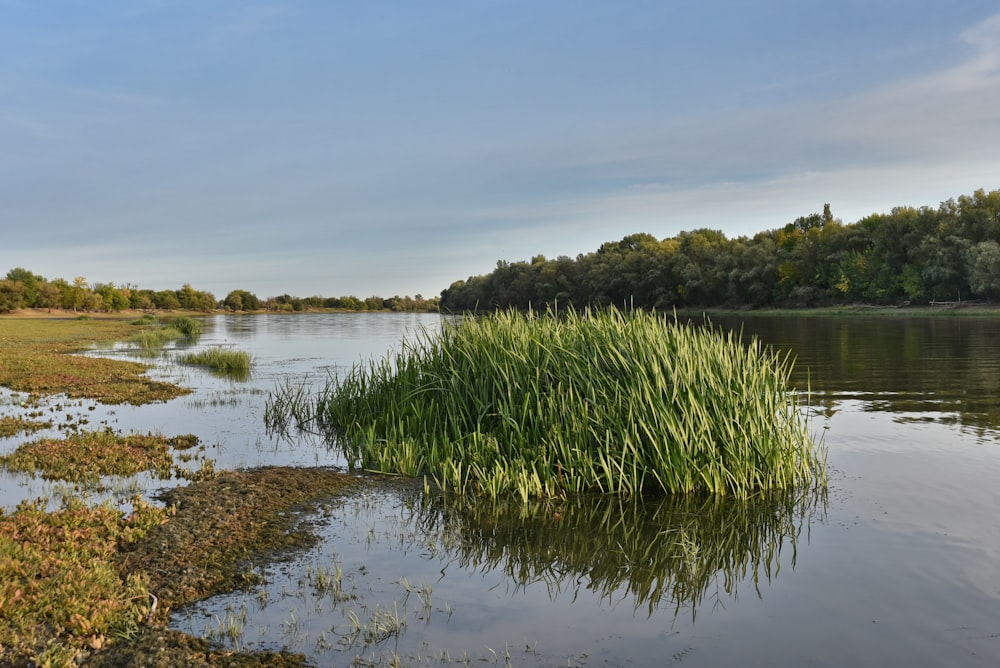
[0,429,204,487]
[0,414,51,438]
[284,308,825,498]
[0,497,168,665]
[166,315,202,338]
[178,347,254,379]
[131,326,184,351]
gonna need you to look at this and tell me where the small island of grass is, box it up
[272,308,826,499]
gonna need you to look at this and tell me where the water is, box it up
[2,312,999,666]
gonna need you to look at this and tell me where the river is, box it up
[2,312,998,666]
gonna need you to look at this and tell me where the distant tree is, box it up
[66,277,90,311]
[177,284,216,311]
[35,281,62,311]
[966,240,1000,298]
[130,289,156,310]
[223,289,260,311]
[93,283,130,311]
[152,290,181,310]
[5,268,44,306]
[0,280,25,312]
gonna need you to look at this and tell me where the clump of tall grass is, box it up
[129,315,201,353]
[166,316,202,338]
[132,326,184,351]
[284,308,825,499]
[179,347,254,379]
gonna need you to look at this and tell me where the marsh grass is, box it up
[277,308,825,498]
[128,316,201,355]
[0,496,168,664]
[132,326,185,352]
[0,415,52,438]
[166,316,202,338]
[0,429,204,488]
[0,318,188,404]
[179,348,254,380]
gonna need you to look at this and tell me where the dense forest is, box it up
[0,272,439,314]
[440,187,1000,312]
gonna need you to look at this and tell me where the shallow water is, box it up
[2,312,999,666]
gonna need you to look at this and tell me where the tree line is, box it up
[440,187,1000,312]
[0,271,439,314]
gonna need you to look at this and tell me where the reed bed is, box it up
[284,308,825,498]
[131,326,184,351]
[178,348,254,379]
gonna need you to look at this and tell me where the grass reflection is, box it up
[414,487,825,618]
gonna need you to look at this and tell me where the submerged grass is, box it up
[280,308,825,499]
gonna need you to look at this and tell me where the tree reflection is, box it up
[708,315,1000,438]
[411,487,826,619]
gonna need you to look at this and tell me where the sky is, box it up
[3,1,1000,300]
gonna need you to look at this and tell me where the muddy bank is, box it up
[94,467,367,666]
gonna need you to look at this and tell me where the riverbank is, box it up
[0,316,368,665]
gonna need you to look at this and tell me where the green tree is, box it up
[223,289,260,311]
[966,240,1000,298]
[5,268,43,306]
[0,279,26,312]
[93,283,131,311]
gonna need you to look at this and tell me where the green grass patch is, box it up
[179,347,254,379]
[131,326,184,351]
[278,308,825,499]
[128,315,202,353]
[165,315,202,338]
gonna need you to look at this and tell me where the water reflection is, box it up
[708,315,1000,437]
[178,480,826,664]
[415,487,826,618]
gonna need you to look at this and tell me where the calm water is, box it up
[2,312,999,666]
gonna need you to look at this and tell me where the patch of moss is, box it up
[0,497,170,665]
[1,467,366,666]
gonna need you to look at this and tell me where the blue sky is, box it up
[3,1,1000,300]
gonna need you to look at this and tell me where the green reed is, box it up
[131,326,184,351]
[166,316,202,338]
[178,348,254,379]
[279,308,825,498]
